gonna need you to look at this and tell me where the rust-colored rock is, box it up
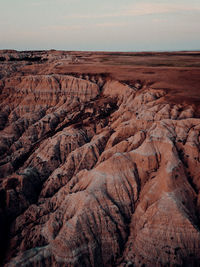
[0,50,200,266]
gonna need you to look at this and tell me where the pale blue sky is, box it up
[0,0,200,51]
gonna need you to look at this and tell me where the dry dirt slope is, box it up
[0,50,200,266]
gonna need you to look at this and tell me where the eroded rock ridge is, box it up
[0,51,200,266]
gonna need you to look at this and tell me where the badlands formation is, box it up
[0,50,200,266]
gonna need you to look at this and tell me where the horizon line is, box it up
[1,49,200,53]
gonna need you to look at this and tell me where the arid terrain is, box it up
[0,50,200,266]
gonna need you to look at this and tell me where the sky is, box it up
[0,0,200,51]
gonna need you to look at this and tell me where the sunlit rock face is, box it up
[0,50,200,267]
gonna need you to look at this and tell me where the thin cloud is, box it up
[43,22,127,32]
[127,3,200,16]
[95,22,128,27]
[66,13,121,19]
[65,2,200,19]
[42,25,84,31]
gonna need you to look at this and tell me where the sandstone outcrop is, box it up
[0,50,200,266]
